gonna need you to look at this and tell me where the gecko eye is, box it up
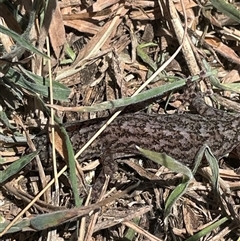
[26,136,53,167]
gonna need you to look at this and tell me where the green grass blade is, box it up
[0,151,37,184]
[0,25,49,59]
[185,217,229,241]
[5,67,70,101]
[136,146,193,223]
[211,0,240,24]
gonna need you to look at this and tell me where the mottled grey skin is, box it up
[32,94,240,194]
[64,112,240,167]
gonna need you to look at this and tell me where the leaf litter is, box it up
[1,0,240,240]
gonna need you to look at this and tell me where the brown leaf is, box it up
[49,2,66,58]
[205,37,240,65]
